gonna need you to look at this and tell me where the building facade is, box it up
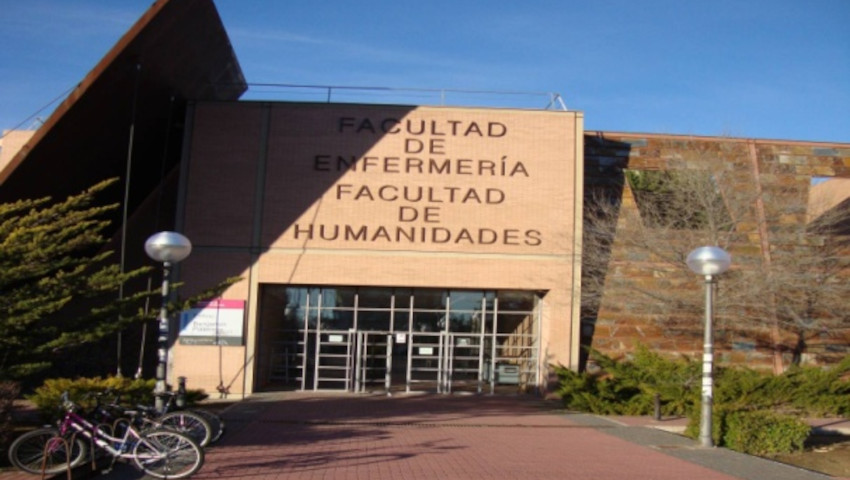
[171,102,584,395]
[1,0,847,398]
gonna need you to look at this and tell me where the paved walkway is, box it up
[4,392,848,480]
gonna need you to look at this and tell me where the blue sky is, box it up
[1,0,848,142]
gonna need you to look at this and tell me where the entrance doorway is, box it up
[256,286,542,394]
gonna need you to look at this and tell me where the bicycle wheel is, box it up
[8,428,89,475]
[190,408,225,443]
[133,430,204,479]
[158,411,212,447]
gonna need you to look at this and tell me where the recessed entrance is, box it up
[256,286,542,394]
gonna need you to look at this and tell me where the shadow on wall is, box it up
[578,133,632,371]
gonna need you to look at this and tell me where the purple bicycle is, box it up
[7,392,204,479]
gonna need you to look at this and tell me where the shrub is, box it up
[556,346,699,415]
[563,350,849,457]
[784,357,850,416]
[683,404,730,445]
[27,376,156,420]
[712,358,850,417]
[723,411,810,456]
[27,376,211,421]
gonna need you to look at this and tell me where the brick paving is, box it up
[191,392,835,480]
[4,392,844,480]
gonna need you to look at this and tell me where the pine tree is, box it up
[0,179,152,380]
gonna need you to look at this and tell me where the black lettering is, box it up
[464,122,483,136]
[336,184,353,199]
[462,189,481,203]
[486,189,505,204]
[396,226,415,242]
[429,158,451,174]
[454,229,474,244]
[456,159,472,175]
[478,229,498,244]
[384,157,400,173]
[432,228,451,243]
[429,120,445,136]
[378,185,398,201]
[353,185,375,201]
[405,138,424,153]
[403,186,423,202]
[356,118,376,133]
[429,138,446,154]
[511,161,530,177]
[488,122,507,137]
[345,225,368,241]
[336,155,355,170]
[372,226,392,242]
[319,225,339,241]
[293,224,313,240]
[407,119,425,135]
[406,157,424,173]
[399,206,418,222]
[479,160,495,175]
[314,155,331,171]
[339,117,355,132]
[381,118,400,133]
[423,207,440,223]
[361,156,379,171]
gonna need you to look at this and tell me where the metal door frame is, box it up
[262,288,543,394]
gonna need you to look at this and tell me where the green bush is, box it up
[723,410,810,455]
[561,350,849,457]
[784,358,850,416]
[28,376,156,420]
[683,404,730,445]
[556,346,699,415]
[712,358,850,416]
[27,376,211,421]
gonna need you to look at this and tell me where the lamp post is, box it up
[686,246,731,448]
[145,231,192,412]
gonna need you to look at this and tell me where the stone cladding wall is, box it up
[582,132,850,369]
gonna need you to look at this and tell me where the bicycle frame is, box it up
[58,407,164,462]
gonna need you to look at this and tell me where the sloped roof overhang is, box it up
[0,0,246,205]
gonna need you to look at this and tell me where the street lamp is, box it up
[145,231,192,412]
[686,246,731,448]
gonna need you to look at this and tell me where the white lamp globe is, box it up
[145,231,192,264]
[686,246,731,276]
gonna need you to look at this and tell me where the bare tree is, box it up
[582,140,850,373]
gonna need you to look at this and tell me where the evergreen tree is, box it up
[0,179,152,381]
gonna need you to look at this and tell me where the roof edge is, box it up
[586,130,850,148]
[0,0,174,185]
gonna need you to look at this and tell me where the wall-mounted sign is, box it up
[179,299,245,346]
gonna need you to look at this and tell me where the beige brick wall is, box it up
[173,102,584,396]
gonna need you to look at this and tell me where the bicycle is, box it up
[94,390,215,447]
[155,390,225,444]
[8,392,204,479]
